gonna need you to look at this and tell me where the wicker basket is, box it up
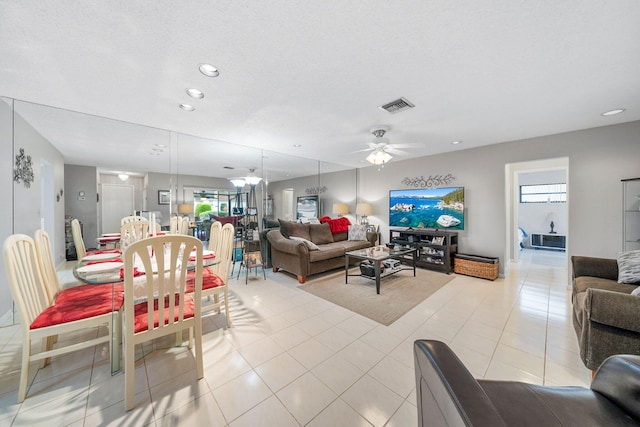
[454,254,499,280]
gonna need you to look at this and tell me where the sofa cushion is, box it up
[279,219,311,241]
[290,236,319,251]
[574,276,636,295]
[308,244,347,262]
[617,250,640,284]
[309,223,334,244]
[348,224,367,241]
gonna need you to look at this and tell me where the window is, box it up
[520,183,566,203]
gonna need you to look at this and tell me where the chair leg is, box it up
[194,322,203,379]
[224,288,231,329]
[112,311,122,373]
[214,294,220,314]
[124,334,135,411]
[18,338,31,403]
[41,336,54,368]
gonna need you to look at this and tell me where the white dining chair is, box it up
[120,221,152,249]
[34,229,123,303]
[188,223,234,327]
[208,221,222,252]
[120,215,147,226]
[4,234,123,403]
[122,234,204,410]
[178,216,190,235]
[169,216,179,234]
[71,218,121,260]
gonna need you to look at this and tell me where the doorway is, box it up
[505,158,569,266]
[101,183,135,234]
[282,188,294,221]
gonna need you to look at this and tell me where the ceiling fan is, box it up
[360,126,419,168]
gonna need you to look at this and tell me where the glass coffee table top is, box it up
[346,245,415,261]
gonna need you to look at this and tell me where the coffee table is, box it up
[345,246,417,294]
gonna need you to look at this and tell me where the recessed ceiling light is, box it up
[155,144,167,148]
[451,140,462,145]
[186,88,204,99]
[601,108,625,116]
[199,64,219,77]
[152,148,163,152]
[293,144,301,147]
[179,103,195,111]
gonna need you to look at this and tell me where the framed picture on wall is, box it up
[158,190,170,205]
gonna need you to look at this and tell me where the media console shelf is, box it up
[530,233,566,251]
[389,229,458,274]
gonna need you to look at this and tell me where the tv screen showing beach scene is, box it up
[389,187,464,230]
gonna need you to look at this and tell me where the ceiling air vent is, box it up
[223,166,235,170]
[379,97,415,114]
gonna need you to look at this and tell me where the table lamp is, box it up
[332,203,349,217]
[178,204,194,218]
[356,203,372,225]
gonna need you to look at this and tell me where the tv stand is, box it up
[389,229,458,274]
[530,233,566,251]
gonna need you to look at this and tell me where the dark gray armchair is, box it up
[414,339,640,426]
[571,256,640,370]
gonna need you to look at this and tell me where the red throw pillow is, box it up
[319,216,351,234]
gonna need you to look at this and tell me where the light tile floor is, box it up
[0,249,589,426]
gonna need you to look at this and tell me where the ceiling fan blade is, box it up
[389,142,424,149]
[386,147,412,156]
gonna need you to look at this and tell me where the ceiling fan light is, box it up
[244,175,262,185]
[366,149,392,165]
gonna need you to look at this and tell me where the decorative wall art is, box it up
[13,148,34,188]
[305,185,327,195]
[402,173,455,188]
[158,190,170,205]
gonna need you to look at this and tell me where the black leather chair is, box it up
[414,340,640,426]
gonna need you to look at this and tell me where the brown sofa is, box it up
[571,256,640,370]
[267,221,377,283]
[414,339,640,426]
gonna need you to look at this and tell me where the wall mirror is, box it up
[2,97,357,327]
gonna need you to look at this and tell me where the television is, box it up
[296,195,319,219]
[389,187,464,230]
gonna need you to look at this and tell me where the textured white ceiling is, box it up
[1,1,638,177]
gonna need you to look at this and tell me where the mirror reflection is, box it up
[3,97,357,326]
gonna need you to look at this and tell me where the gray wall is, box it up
[65,165,98,250]
[271,120,640,273]
[1,105,66,322]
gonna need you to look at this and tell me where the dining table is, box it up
[73,247,218,374]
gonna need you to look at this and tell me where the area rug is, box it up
[298,267,454,326]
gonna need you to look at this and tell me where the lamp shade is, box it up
[178,204,194,214]
[229,178,246,188]
[356,203,372,216]
[332,203,349,216]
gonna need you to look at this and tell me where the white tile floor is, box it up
[0,249,590,426]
